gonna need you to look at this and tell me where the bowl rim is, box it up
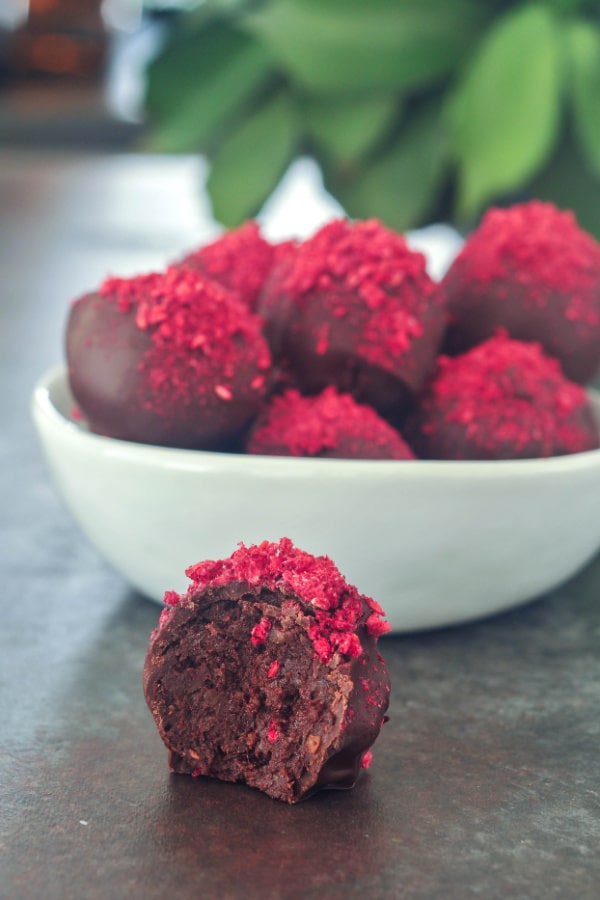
[32,364,600,480]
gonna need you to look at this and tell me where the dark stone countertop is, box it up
[1,154,599,900]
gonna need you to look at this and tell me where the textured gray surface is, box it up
[1,155,599,899]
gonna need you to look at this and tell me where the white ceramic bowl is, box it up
[32,365,600,632]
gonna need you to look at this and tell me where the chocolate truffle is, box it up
[257,236,300,358]
[66,267,271,449]
[179,221,291,312]
[441,201,600,383]
[143,538,391,804]
[247,387,415,460]
[408,333,599,460]
[257,218,445,421]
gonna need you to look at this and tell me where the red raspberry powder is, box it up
[166,537,390,663]
[361,749,373,769]
[247,387,415,459]
[98,266,270,415]
[250,617,272,647]
[416,333,598,458]
[282,218,435,371]
[453,202,600,329]
[180,221,277,311]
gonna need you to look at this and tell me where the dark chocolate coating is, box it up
[443,277,600,385]
[144,582,390,804]
[66,292,267,450]
[260,287,445,424]
[441,231,600,385]
[257,252,296,360]
[406,339,600,460]
[408,397,599,461]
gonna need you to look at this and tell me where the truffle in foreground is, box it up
[144,538,391,803]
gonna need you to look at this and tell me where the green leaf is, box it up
[547,0,593,11]
[567,20,600,179]
[305,95,399,169]
[334,103,450,232]
[529,131,600,241]
[182,0,256,29]
[245,0,489,93]
[144,24,273,152]
[146,21,224,119]
[207,93,299,226]
[447,3,564,219]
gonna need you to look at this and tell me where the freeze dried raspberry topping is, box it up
[281,218,436,370]
[98,266,270,413]
[459,202,600,326]
[163,538,390,662]
[413,333,599,459]
[441,201,600,383]
[247,387,415,459]
[180,221,282,311]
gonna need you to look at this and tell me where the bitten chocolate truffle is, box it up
[143,538,391,804]
[441,201,600,383]
[408,333,599,460]
[66,267,271,449]
[257,218,444,420]
[247,387,415,459]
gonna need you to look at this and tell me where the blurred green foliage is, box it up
[144,0,600,236]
